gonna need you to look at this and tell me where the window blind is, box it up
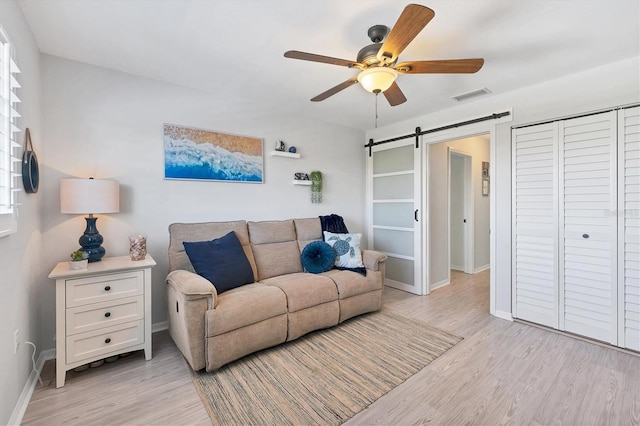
[0,26,21,237]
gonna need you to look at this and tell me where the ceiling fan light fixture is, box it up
[357,67,398,93]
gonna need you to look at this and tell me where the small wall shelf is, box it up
[270,151,300,159]
[292,180,312,186]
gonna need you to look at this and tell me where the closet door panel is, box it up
[618,106,640,350]
[559,111,617,344]
[512,124,559,328]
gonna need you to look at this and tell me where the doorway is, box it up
[427,135,490,293]
[366,112,511,316]
[449,149,473,275]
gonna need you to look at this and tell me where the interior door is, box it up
[559,111,617,344]
[618,106,640,351]
[367,139,422,295]
[512,123,559,328]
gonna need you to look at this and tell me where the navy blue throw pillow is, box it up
[183,231,254,294]
[301,241,335,274]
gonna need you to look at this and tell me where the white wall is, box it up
[37,55,366,351]
[428,136,490,285]
[367,55,640,314]
[0,1,42,424]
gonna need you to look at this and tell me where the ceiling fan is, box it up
[284,3,484,106]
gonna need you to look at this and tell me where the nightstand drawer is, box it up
[66,320,144,364]
[66,271,143,307]
[66,296,144,336]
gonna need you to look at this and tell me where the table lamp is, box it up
[60,177,120,262]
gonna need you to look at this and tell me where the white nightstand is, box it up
[48,255,156,388]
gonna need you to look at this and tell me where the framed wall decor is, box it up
[164,124,264,183]
[481,161,489,195]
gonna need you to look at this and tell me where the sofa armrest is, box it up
[362,249,388,272]
[166,270,217,371]
[166,270,218,308]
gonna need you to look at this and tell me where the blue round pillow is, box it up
[301,241,335,274]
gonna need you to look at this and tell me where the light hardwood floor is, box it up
[22,270,640,425]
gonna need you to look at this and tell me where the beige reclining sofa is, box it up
[166,217,387,371]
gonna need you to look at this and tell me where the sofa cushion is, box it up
[294,218,322,250]
[184,231,255,294]
[261,273,338,313]
[249,220,303,280]
[301,241,335,274]
[320,269,382,299]
[251,241,303,281]
[168,220,257,280]
[248,219,296,244]
[206,283,287,336]
[323,231,365,268]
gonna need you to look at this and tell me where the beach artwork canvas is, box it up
[164,124,263,183]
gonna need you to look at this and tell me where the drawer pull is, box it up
[104,285,111,291]
[582,234,589,239]
[105,338,111,344]
[104,312,111,318]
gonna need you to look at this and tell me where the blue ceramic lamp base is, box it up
[79,216,106,262]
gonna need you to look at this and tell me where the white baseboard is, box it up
[430,278,450,291]
[474,264,490,274]
[11,321,169,425]
[152,321,168,333]
[450,265,464,272]
[493,310,513,321]
[9,348,55,426]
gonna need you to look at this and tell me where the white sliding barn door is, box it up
[559,112,618,344]
[367,140,422,295]
[618,106,640,350]
[512,124,559,328]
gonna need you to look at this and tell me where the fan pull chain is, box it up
[374,92,379,129]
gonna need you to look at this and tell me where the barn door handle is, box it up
[414,209,419,222]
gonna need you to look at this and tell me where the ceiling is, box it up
[17,0,640,131]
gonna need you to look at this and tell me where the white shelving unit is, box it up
[292,180,312,186]
[270,150,300,159]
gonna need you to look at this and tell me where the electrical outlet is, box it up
[14,329,19,354]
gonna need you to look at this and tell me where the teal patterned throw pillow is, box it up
[323,231,364,269]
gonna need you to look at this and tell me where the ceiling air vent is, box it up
[452,87,492,102]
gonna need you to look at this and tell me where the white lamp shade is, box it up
[357,67,398,93]
[60,178,120,214]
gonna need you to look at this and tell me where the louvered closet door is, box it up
[559,111,617,344]
[618,106,640,350]
[512,124,559,328]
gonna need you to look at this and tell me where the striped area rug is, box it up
[191,308,462,425]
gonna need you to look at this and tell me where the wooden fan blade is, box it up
[396,59,485,74]
[377,4,435,64]
[311,77,359,102]
[284,50,359,68]
[383,82,407,106]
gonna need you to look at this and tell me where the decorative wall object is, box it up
[310,170,322,203]
[482,161,489,196]
[482,161,489,177]
[164,124,263,183]
[22,128,39,193]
